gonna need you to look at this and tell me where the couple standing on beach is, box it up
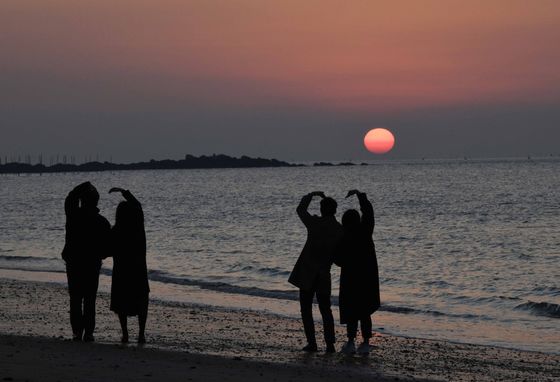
[289,190,380,355]
[61,182,149,344]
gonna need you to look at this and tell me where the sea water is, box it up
[0,158,558,353]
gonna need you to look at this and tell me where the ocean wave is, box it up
[146,270,488,320]
[147,270,298,301]
[423,280,453,288]
[0,255,111,275]
[0,254,59,262]
[227,264,291,277]
[4,258,556,322]
[256,267,291,277]
[0,265,66,274]
[514,301,560,318]
[379,305,483,320]
[531,286,560,297]
[450,294,521,304]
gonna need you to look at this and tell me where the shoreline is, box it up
[1,277,558,381]
[1,267,557,355]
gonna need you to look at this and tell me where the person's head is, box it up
[80,183,99,208]
[342,209,360,231]
[115,201,142,229]
[320,197,337,217]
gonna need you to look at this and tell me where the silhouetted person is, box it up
[289,191,342,353]
[62,181,110,341]
[108,188,149,344]
[334,190,380,355]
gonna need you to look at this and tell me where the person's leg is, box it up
[118,314,129,343]
[360,315,373,342]
[316,291,335,352]
[82,265,100,341]
[66,264,84,340]
[138,303,148,344]
[357,315,373,355]
[341,320,357,354]
[83,294,97,341]
[299,289,317,350]
[347,320,358,340]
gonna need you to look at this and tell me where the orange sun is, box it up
[364,128,395,154]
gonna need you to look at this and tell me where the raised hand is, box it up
[346,189,360,198]
[109,187,126,194]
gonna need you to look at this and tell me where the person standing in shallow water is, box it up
[108,188,150,344]
[289,191,342,353]
[334,190,380,356]
[62,181,111,342]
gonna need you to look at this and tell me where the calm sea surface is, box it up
[1,158,559,353]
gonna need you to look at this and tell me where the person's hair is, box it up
[115,201,143,229]
[80,184,99,208]
[320,197,337,217]
[342,209,360,231]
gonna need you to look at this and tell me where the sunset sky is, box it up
[1,0,559,162]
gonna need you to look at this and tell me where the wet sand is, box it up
[0,278,558,381]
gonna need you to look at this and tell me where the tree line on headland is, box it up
[0,154,368,174]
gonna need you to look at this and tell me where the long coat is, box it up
[334,193,380,324]
[110,191,149,316]
[289,194,342,293]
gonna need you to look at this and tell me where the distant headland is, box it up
[0,154,369,174]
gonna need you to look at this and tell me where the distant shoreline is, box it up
[0,153,370,174]
[2,154,558,175]
[0,154,295,174]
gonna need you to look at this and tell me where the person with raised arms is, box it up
[108,187,150,344]
[289,191,343,353]
[62,181,111,342]
[334,190,380,356]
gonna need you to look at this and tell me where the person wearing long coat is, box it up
[289,191,342,353]
[334,190,380,355]
[108,188,149,344]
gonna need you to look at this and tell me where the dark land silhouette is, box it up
[0,154,370,174]
[0,154,297,174]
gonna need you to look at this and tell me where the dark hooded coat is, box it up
[110,190,149,316]
[333,193,380,324]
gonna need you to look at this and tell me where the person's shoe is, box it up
[357,342,371,355]
[302,343,318,352]
[325,343,336,353]
[138,335,146,344]
[121,334,129,344]
[83,334,95,342]
[340,340,356,355]
[72,333,82,342]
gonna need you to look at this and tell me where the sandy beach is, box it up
[0,277,558,381]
